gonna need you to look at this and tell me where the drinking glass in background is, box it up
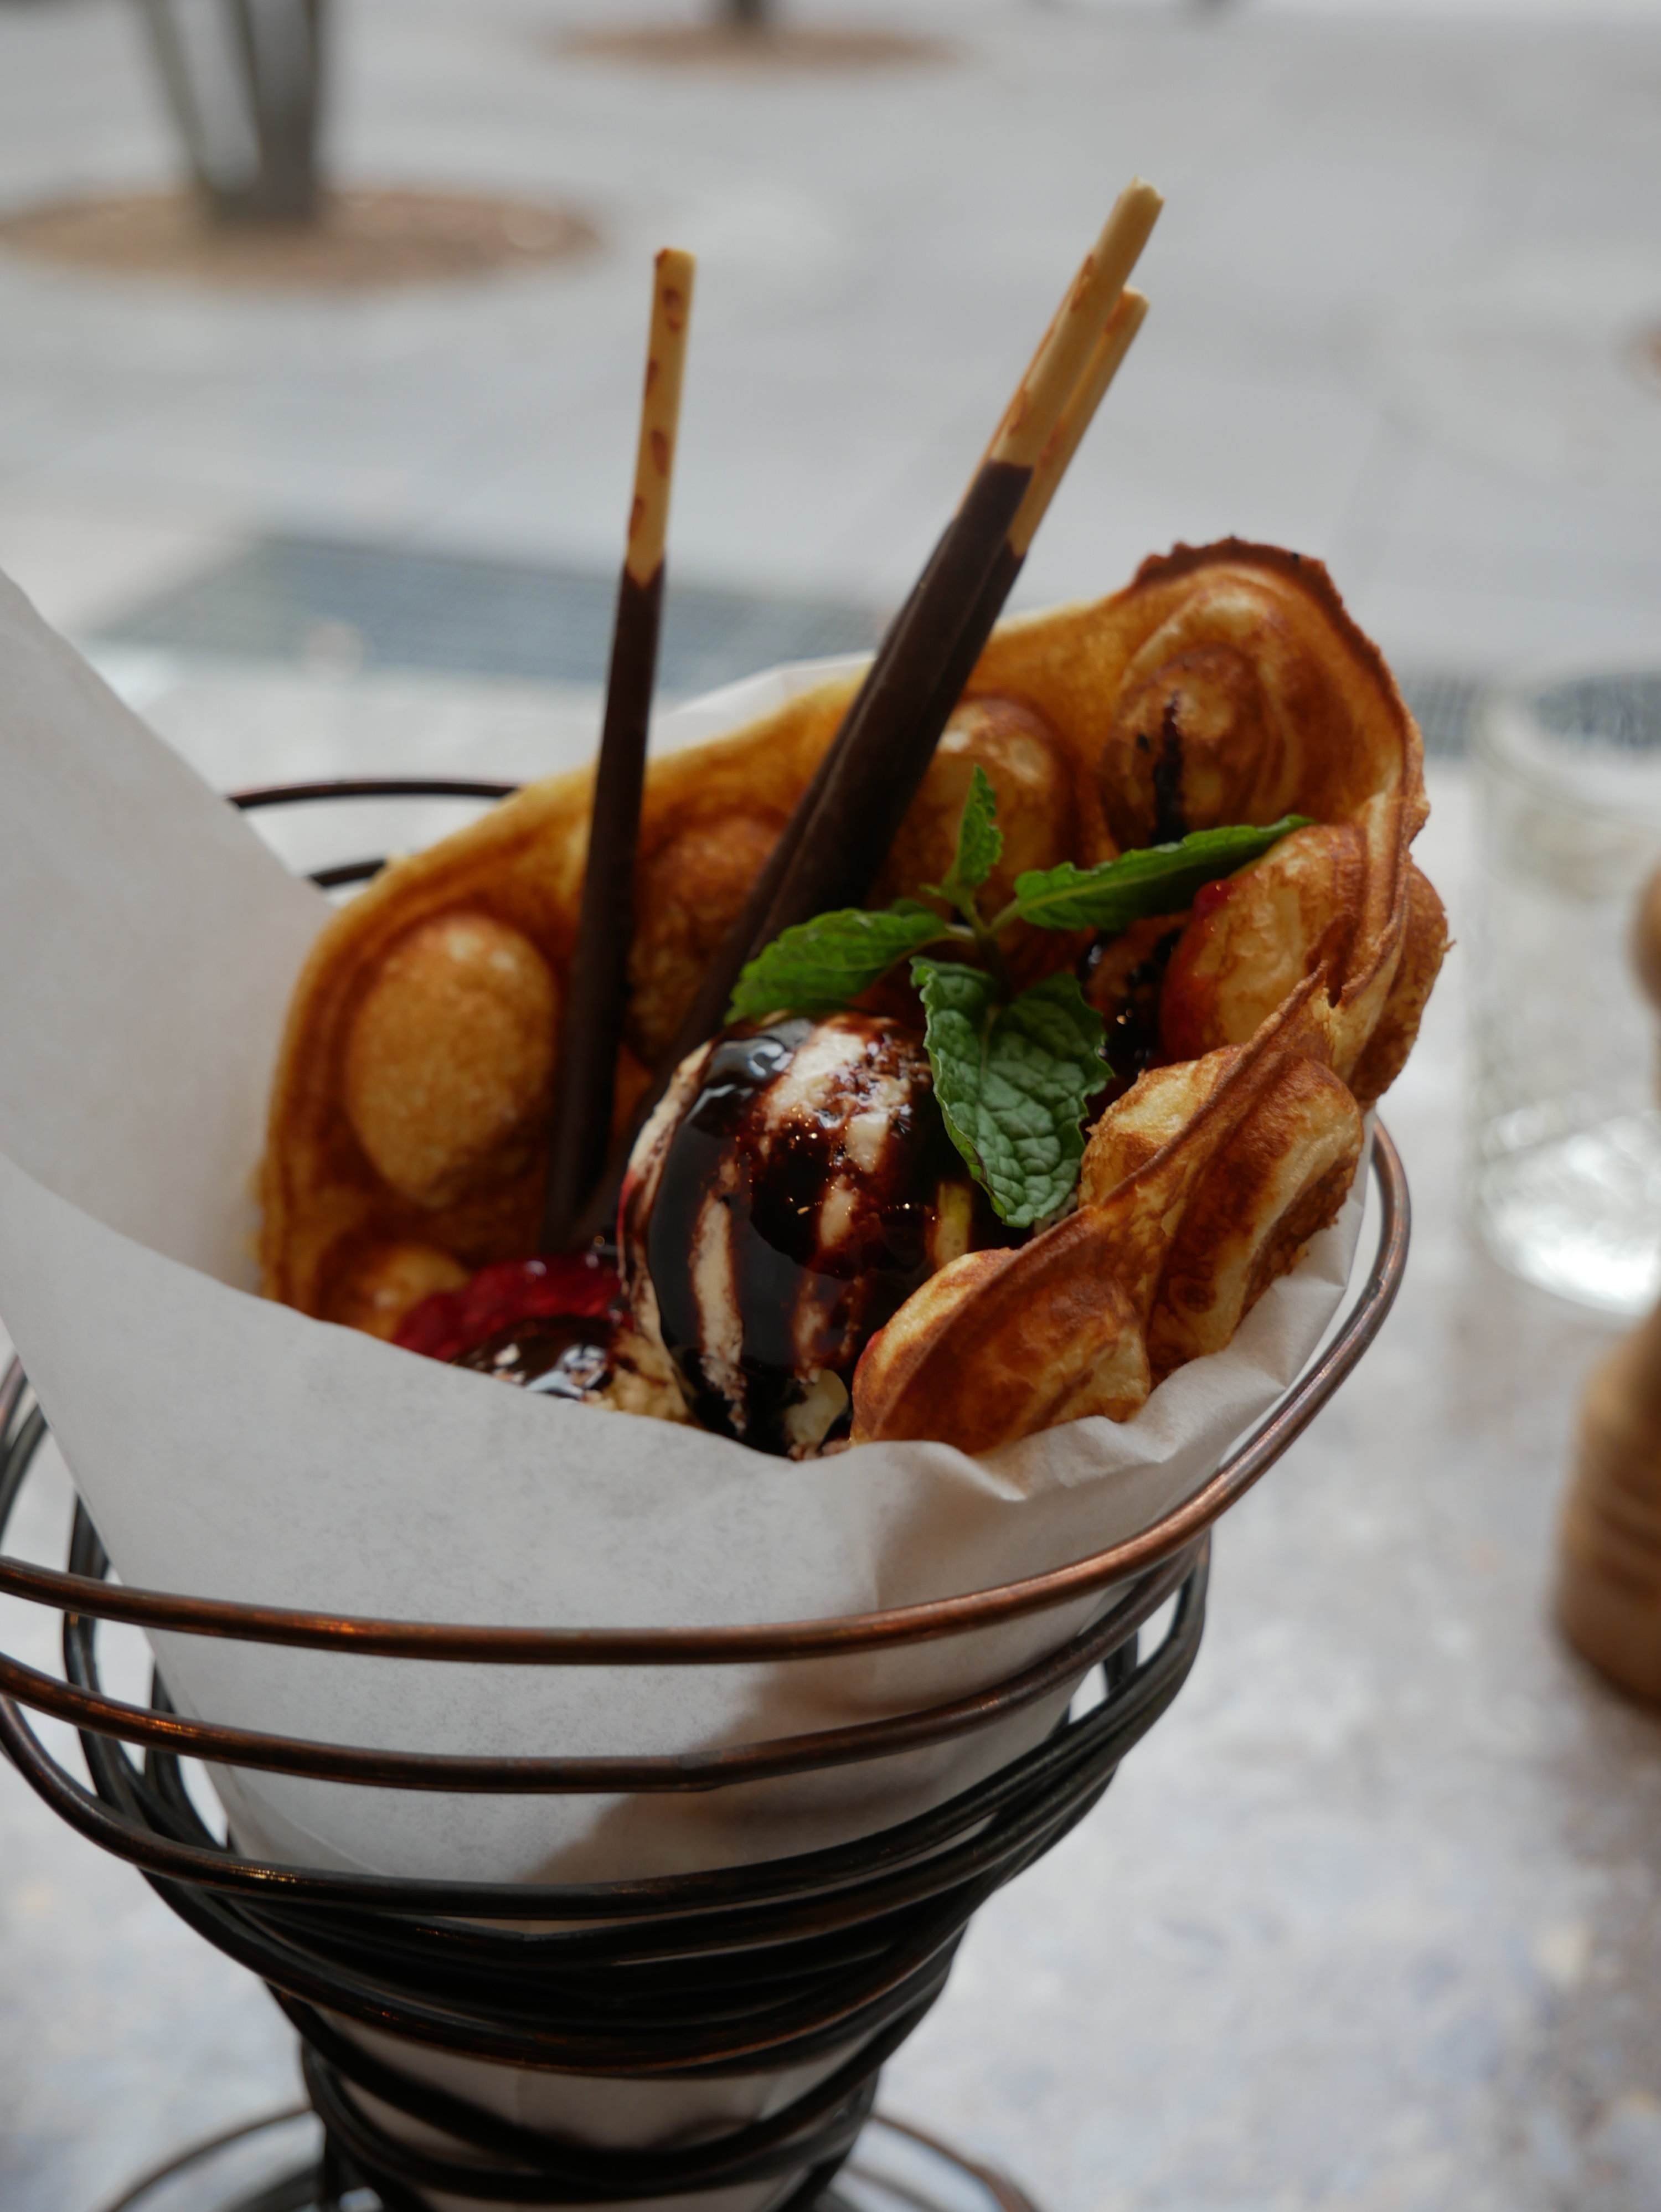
[1471,671,1661,1316]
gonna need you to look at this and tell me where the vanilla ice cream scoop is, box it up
[621,1013,988,1456]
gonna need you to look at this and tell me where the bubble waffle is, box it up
[260,539,1445,1447]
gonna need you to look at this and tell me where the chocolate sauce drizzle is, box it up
[644,1020,965,1456]
[541,565,664,1253]
[1151,695,1188,844]
[1081,925,1183,1107]
[456,1312,618,1399]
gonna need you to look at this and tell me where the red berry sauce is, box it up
[394,1251,622,1367]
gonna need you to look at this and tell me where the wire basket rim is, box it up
[0,1127,1406,1664]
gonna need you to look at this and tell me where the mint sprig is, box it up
[729,813,1310,1028]
[913,958,1108,1229]
[724,781,1309,1225]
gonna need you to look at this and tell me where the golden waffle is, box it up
[260,538,1445,1446]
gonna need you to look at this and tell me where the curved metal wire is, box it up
[0,1533,1199,1795]
[93,2105,1038,2212]
[0,1393,1209,2196]
[230,777,521,808]
[0,1424,1201,1921]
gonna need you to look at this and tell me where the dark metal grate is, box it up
[93,536,885,700]
[1533,672,1661,754]
[92,533,1489,760]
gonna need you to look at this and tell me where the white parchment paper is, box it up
[0,571,1365,2205]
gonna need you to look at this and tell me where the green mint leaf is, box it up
[933,764,1003,912]
[913,958,1110,1228]
[728,900,949,1023]
[1010,814,1312,934]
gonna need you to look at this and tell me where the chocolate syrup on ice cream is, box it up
[637,1015,983,1456]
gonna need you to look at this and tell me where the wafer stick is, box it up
[1012,286,1149,554]
[541,247,694,1253]
[983,188,1159,472]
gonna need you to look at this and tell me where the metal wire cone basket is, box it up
[0,781,1412,2212]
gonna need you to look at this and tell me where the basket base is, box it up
[101,2108,1040,2212]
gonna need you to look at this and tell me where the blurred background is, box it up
[3,0,1661,2207]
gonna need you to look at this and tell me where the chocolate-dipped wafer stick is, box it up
[541,247,694,1253]
[904,287,1151,798]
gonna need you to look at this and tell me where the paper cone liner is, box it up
[0,574,1366,2208]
